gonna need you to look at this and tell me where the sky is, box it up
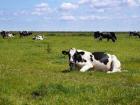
[0,0,140,31]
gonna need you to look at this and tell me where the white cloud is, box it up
[97,9,105,12]
[13,10,29,16]
[78,0,140,8]
[60,15,76,21]
[32,3,51,15]
[126,0,140,6]
[79,15,111,20]
[91,0,111,8]
[78,15,140,21]
[78,0,89,4]
[60,15,136,21]
[131,15,140,19]
[90,8,105,13]
[0,17,13,22]
[82,0,123,8]
[60,3,79,11]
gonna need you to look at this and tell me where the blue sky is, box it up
[0,0,140,31]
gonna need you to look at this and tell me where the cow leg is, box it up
[107,38,109,41]
[80,64,93,72]
[99,36,102,41]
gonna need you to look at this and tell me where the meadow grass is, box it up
[0,33,140,105]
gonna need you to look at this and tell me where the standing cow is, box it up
[94,31,117,42]
[19,31,32,37]
[62,48,121,73]
[129,32,140,38]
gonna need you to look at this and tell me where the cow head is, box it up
[94,31,100,38]
[62,48,76,63]
[62,48,85,71]
[62,48,85,64]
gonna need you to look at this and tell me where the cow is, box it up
[32,35,44,40]
[19,31,32,37]
[0,31,14,38]
[94,31,117,42]
[7,33,14,38]
[129,32,140,38]
[62,48,121,73]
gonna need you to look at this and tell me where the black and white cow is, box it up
[0,31,14,38]
[19,31,32,37]
[129,31,140,38]
[94,31,117,42]
[62,48,121,73]
[32,35,44,40]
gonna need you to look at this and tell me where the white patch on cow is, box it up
[7,33,14,38]
[107,55,121,73]
[69,48,77,63]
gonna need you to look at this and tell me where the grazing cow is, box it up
[0,31,6,38]
[32,35,44,40]
[94,31,117,42]
[0,31,14,38]
[7,33,14,38]
[19,31,32,37]
[62,48,121,73]
[129,32,140,38]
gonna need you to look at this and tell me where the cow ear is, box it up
[62,51,69,55]
[77,51,85,55]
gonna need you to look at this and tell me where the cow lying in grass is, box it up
[32,35,44,40]
[62,48,121,73]
[0,31,14,38]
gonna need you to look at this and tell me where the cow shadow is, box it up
[61,69,71,73]
[61,68,79,73]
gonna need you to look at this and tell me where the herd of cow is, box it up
[93,31,140,42]
[0,31,44,40]
[0,30,139,73]
[62,32,139,73]
[0,31,139,42]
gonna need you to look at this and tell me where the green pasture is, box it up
[0,33,140,105]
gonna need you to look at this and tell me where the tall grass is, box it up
[0,33,140,105]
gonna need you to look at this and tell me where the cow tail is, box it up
[109,61,113,71]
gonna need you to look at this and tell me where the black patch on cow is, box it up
[92,52,109,65]
[77,51,85,55]
[90,55,93,62]
[73,51,85,62]
[83,59,87,62]
[73,52,82,62]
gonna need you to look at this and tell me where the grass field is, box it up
[0,33,140,105]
